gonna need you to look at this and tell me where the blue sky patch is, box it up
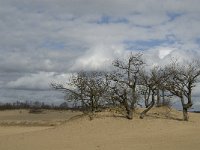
[195,38,200,46]
[167,12,183,21]
[123,38,175,50]
[96,15,129,24]
[123,39,165,50]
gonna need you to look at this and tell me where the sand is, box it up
[0,108,200,150]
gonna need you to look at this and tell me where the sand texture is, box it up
[0,108,200,150]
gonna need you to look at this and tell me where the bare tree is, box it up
[165,60,200,121]
[107,71,134,119]
[109,53,145,119]
[139,66,170,119]
[51,71,109,113]
[51,52,199,121]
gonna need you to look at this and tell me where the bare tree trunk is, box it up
[125,106,133,120]
[180,96,192,121]
[140,90,155,119]
[187,88,193,108]
[183,106,189,121]
[144,88,151,108]
[118,89,133,120]
[161,89,165,105]
[131,82,137,110]
[90,95,95,112]
[156,89,160,107]
[124,98,133,120]
[145,100,150,108]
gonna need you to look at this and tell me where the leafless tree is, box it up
[51,52,200,121]
[139,66,170,119]
[110,53,145,119]
[51,71,109,113]
[165,60,200,121]
[107,71,134,119]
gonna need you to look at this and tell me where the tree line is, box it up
[51,53,200,121]
[0,101,75,111]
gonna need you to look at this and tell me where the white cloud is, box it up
[71,44,125,71]
[6,72,72,90]
[158,48,174,59]
[0,0,200,107]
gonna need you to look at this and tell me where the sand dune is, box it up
[0,108,200,150]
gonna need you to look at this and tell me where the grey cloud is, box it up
[0,0,200,107]
[71,44,125,71]
[4,0,200,15]
[6,72,72,91]
[6,72,54,90]
[143,46,200,67]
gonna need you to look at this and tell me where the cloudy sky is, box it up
[0,0,200,108]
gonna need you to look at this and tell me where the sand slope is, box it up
[0,108,200,150]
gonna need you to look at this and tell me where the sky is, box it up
[0,0,200,108]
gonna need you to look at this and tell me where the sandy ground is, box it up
[0,108,200,150]
[0,109,82,126]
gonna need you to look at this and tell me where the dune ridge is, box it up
[0,108,200,150]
